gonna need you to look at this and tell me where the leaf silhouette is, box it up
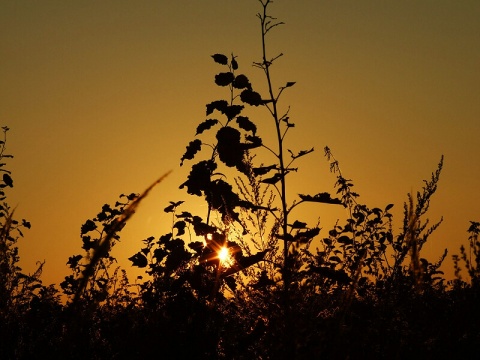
[337,235,353,245]
[164,200,184,213]
[196,119,219,135]
[180,160,216,196]
[236,116,256,134]
[244,135,262,148]
[261,172,283,185]
[309,265,351,284]
[216,127,243,168]
[180,139,202,166]
[206,179,243,223]
[222,250,268,277]
[176,211,193,219]
[240,89,263,106]
[3,173,13,187]
[231,55,238,70]
[289,220,307,229]
[215,72,235,86]
[22,219,31,229]
[275,233,294,242]
[206,100,228,116]
[81,219,97,235]
[233,74,251,90]
[66,255,83,269]
[188,241,204,254]
[173,220,186,236]
[211,53,228,65]
[285,81,296,88]
[129,252,148,268]
[253,165,277,176]
[224,105,244,120]
[299,192,343,205]
[288,147,314,159]
[294,227,320,243]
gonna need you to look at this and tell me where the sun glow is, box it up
[218,247,233,267]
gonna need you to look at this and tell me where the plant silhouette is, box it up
[1,1,480,359]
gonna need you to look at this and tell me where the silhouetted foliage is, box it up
[2,1,480,359]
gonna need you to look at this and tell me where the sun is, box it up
[218,247,233,267]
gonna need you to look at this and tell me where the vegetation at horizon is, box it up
[1,1,479,358]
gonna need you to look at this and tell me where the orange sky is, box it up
[1,0,479,286]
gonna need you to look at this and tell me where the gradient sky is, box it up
[1,0,479,286]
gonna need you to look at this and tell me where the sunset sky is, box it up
[1,0,479,287]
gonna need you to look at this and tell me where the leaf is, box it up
[179,160,216,196]
[206,100,228,116]
[222,250,268,277]
[285,81,296,88]
[206,179,242,223]
[231,56,238,70]
[196,119,219,135]
[188,241,204,254]
[261,173,283,185]
[385,203,394,211]
[176,211,193,219]
[240,89,263,106]
[289,220,307,229]
[253,165,277,176]
[165,243,191,271]
[337,235,353,245]
[309,265,351,284]
[244,135,262,148]
[215,72,235,86]
[238,250,268,268]
[129,252,148,268]
[294,227,320,243]
[81,219,97,235]
[180,139,202,166]
[233,74,251,89]
[211,53,228,65]
[67,255,83,269]
[22,219,31,229]
[298,192,343,205]
[275,233,294,242]
[163,202,179,214]
[191,216,217,236]
[329,255,342,263]
[224,276,237,292]
[323,238,332,246]
[173,220,186,236]
[288,147,314,159]
[224,105,244,120]
[164,200,184,213]
[82,236,97,251]
[236,116,256,134]
[216,127,243,168]
[3,173,13,187]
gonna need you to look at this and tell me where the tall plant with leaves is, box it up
[453,221,480,288]
[0,126,63,359]
[156,1,346,356]
[0,126,43,312]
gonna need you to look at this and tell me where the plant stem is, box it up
[258,1,293,357]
